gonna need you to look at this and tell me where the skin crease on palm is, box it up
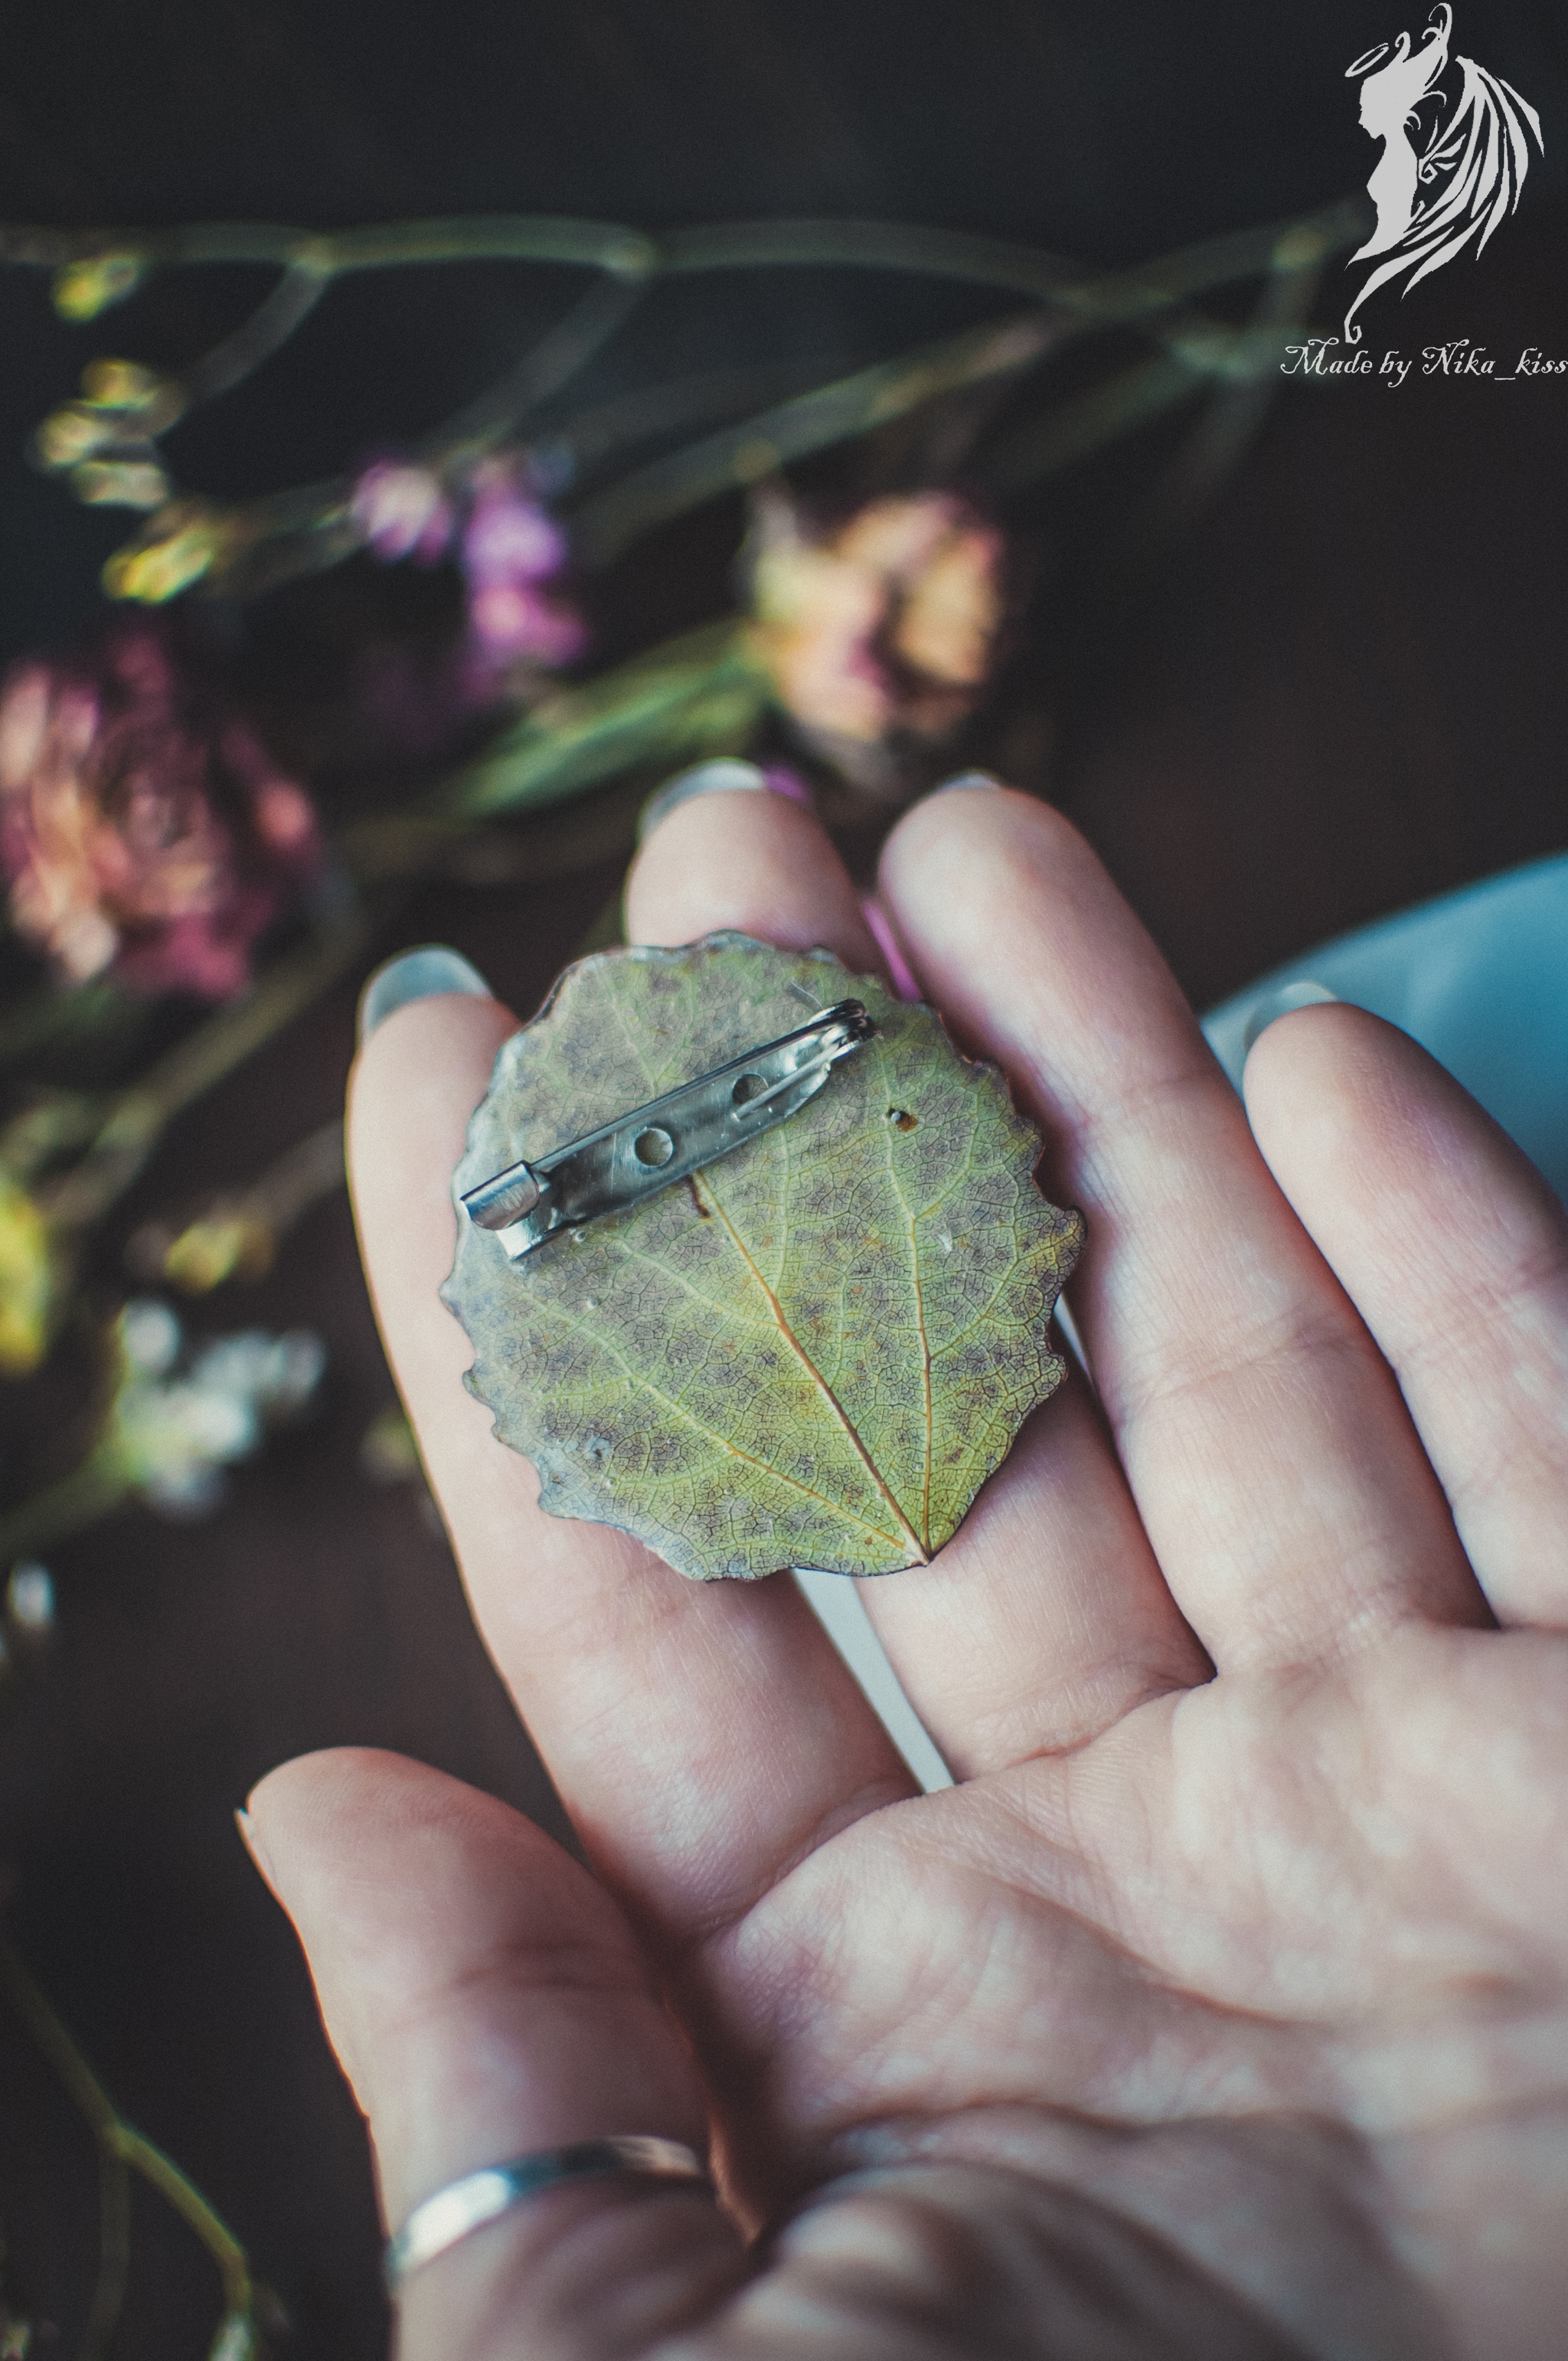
[241,784,1568,2361]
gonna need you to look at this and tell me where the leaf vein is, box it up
[545,1309,909,1553]
[700,1164,931,1565]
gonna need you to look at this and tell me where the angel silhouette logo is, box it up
[1344,4,1543,340]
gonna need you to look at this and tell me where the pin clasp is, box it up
[462,999,874,1261]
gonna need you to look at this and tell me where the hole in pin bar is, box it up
[634,1127,675,1167]
[731,1074,767,1108]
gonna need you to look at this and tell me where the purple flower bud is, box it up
[462,479,568,587]
[467,581,586,665]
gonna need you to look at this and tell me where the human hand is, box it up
[244,782,1568,2359]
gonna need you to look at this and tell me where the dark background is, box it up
[1,5,1565,2355]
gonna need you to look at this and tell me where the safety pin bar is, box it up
[462,999,874,1261]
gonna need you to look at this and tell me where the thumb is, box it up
[243,1748,744,2358]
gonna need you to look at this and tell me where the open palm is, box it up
[250,786,1568,2359]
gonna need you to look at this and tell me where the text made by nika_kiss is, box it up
[1281,337,1567,388]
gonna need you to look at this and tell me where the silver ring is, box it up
[384,2137,713,2290]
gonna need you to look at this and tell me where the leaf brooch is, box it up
[443,931,1083,1581]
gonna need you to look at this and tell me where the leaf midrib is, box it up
[697,1166,930,1566]
[545,1300,914,1558]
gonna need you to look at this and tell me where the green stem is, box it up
[112,2130,252,2320]
[339,767,648,884]
[0,198,1364,307]
[13,198,1369,598]
[433,619,766,820]
[0,215,656,274]
[237,1115,345,1235]
[656,202,1367,313]
[37,909,375,1232]
[230,206,1353,581]
[543,352,862,475]
[0,1450,128,1565]
[201,354,864,598]
[570,307,1063,566]
[0,1091,105,1188]
[83,2140,132,2361]
[0,980,142,1071]
[1142,252,1325,533]
[201,275,652,599]
[179,263,330,412]
[425,269,650,463]
[0,1938,256,2332]
[980,349,1205,490]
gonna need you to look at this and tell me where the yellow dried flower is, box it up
[34,404,120,470]
[70,460,171,511]
[102,505,227,603]
[80,358,163,412]
[51,254,145,322]
[35,358,183,474]
[0,1175,56,1377]
[161,1212,274,1293]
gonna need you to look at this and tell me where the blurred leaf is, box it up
[435,620,766,819]
[446,934,1083,1581]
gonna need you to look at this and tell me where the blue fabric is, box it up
[1203,852,1568,1204]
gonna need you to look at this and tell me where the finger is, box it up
[348,985,913,1954]
[626,772,887,973]
[243,1750,746,2361]
[627,780,1208,1772]
[1244,1004,1568,1628]
[878,788,1485,1675]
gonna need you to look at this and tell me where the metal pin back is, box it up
[462,999,874,1260]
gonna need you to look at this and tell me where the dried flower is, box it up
[80,358,166,414]
[102,500,230,603]
[0,629,320,999]
[51,253,146,321]
[36,360,184,479]
[108,1299,326,1516]
[353,452,585,700]
[5,1561,55,1634]
[208,2314,261,2361]
[459,463,585,668]
[70,459,171,511]
[129,1117,345,1294]
[746,489,1007,797]
[34,405,122,469]
[351,461,456,563]
[0,1176,55,1376]
[164,1213,274,1291]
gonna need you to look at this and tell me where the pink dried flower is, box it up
[466,581,586,665]
[0,630,321,1000]
[746,489,1007,797]
[352,461,455,563]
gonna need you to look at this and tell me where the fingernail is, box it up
[1242,979,1338,1056]
[638,759,813,845]
[358,946,492,1045]
[235,1807,279,1892]
[860,895,922,1004]
[932,770,1003,796]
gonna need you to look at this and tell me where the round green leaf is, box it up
[444,933,1083,1580]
